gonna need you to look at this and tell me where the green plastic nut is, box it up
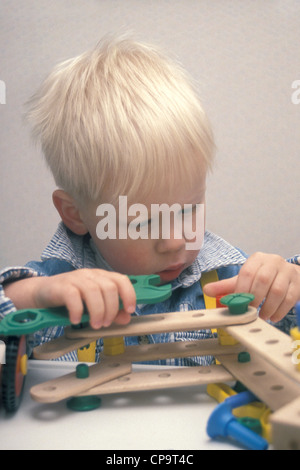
[237,417,262,436]
[220,293,255,315]
[67,395,101,412]
[76,363,89,379]
[66,364,101,411]
[238,351,251,363]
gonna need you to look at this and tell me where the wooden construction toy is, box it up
[0,274,171,412]
[1,273,300,450]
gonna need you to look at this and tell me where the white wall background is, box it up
[0,0,299,268]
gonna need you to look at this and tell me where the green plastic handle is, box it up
[0,274,172,336]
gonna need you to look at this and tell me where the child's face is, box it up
[82,170,207,283]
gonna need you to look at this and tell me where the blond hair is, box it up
[26,35,215,206]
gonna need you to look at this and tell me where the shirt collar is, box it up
[173,230,247,288]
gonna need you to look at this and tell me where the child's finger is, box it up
[101,281,122,327]
[63,285,85,325]
[36,278,85,325]
[203,276,238,298]
[259,274,291,322]
[234,258,260,296]
[109,273,136,315]
[85,272,136,329]
[80,279,106,329]
[76,271,135,329]
[114,310,132,325]
[245,264,277,309]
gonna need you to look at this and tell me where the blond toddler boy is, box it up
[1,36,299,363]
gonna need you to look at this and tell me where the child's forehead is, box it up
[126,176,206,207]
[82,172,206,228]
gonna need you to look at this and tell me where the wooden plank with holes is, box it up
[224,316,300,384]
[33,336,96,360]
[216,352,300,411]
[33,335,243,362]
[270,396,300,450]
[64,307,258,340]
[30,361,131,403]
[102,338,243,363]
[76,365,234,396]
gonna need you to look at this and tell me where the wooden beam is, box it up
[34,335,243,361]
[64,307,257,340]
[271,397,300,450]
[30,361,131,403]
[224,317,300,384]
[76,365,234,396]
[102,338,243,364]
[216,352,300,411]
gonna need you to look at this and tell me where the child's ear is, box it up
[52,189,89,235]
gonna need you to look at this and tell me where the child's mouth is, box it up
[156,264,185,282]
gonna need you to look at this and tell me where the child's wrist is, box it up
[4,276,46,310]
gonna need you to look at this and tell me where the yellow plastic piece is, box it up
[77,341,96,362]
[200,271,238,365]
[235,403,272,442]
[200,270,219,335]
[290,327,300,371]
[260,408,273,443]
[217,328,239,346]
[207,382,236,403]
[103,337,125,356]
[20,354,28,376]
[207,382,273,443]
[200,270,218,310]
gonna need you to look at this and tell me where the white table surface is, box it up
[0,360,241,450]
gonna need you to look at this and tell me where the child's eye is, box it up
[138,220,150,229]
[133,218,151,230]
[181,205,197,216]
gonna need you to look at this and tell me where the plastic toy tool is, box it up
[207,391,269,450]
[0,274,172,336]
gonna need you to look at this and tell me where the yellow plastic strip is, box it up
[200,270,219,310]
[200,270,219,333]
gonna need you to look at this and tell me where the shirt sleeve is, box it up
[0,260,77,360]
[0,266,41,319]
[286,255,300,266]
[0,258,75,320]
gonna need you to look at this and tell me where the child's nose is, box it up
[156,232,186,254]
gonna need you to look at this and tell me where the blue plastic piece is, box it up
[206,391,269,450]
[296,302,300,328]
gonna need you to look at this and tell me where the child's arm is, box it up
[203,252,300,323]
[4,269,136,329]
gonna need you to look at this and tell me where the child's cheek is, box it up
[110,242,151,275]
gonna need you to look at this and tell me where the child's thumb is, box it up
[202,276,238,298]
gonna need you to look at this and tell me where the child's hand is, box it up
[203,252,300,323]
[8,269,136,329]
